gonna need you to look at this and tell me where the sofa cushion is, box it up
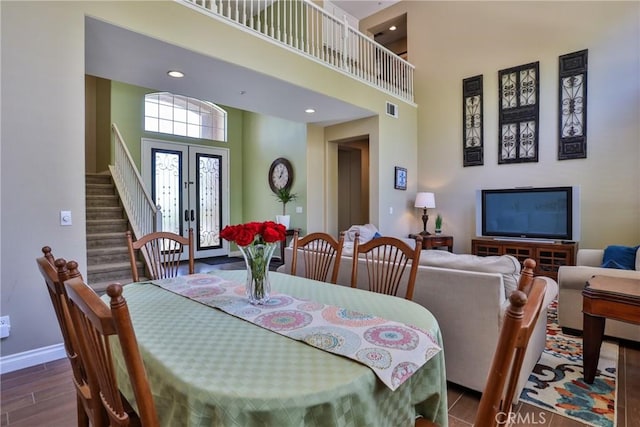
[601,245,639,270]
[419,250,521,295]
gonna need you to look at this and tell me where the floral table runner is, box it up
[151,273,441,390]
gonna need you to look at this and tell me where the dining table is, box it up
[109,270,448,427]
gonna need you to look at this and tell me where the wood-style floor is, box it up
[2,260,639,426]
[2,344,638,426]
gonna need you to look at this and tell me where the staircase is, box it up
[85,172,141,292]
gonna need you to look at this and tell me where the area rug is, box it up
[519,300,618,427]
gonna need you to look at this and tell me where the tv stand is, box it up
[471,237,577,281]
[493,237,557,244]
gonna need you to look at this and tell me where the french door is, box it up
[142,139,229,258]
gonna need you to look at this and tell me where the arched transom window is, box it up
[144,92,227,142]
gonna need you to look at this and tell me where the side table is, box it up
[582,275,640,383]
[408,234,453,252]
[280,228,301,262]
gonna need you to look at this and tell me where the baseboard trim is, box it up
[0,343,66,374]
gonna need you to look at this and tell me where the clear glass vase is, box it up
[238,243,276,305]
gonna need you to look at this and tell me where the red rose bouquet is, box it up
[220,221,286,247]
[220,221,286,304]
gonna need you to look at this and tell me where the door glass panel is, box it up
[152,149,182,235]
[196,153,222,250]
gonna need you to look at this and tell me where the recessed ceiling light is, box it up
[167,70,184,78]
[305,108,315,114]
[389,25,397,31]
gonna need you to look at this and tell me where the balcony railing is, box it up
[181,0,414,103]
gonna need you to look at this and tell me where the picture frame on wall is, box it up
[394,167,407,190]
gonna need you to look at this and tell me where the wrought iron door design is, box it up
[142,139,229,258]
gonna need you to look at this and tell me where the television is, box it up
[475,186,580,242]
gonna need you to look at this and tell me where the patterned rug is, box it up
[519,300,618,427]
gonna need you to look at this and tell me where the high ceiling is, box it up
[85,2,406,127]
[85,16,376,127]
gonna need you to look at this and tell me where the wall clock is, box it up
[268,157,294,193]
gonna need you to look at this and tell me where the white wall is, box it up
[1,3,88,356]
[363,1,640,251]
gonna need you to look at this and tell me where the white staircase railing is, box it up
[109,123,158,240]
[181,0,414,103]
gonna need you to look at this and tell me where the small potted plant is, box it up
[274,187,297,229]
[434,214,443,234]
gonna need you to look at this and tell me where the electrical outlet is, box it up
[0,316,10,338]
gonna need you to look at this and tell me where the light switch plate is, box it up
[60,210,72,226]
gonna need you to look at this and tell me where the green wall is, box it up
[242,111,307,233]
[106,80,306,236]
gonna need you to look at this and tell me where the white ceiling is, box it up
[332,1,401,20]
[85,16,377,126]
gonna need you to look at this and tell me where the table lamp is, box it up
[415,192,436,235]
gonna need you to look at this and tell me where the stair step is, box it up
[86,207,124,220]
[84,172,142,289]
[85,173,113,185]
[87,247,131,265]
[86,219,128,233]
[87,261,136,284]
[86,186,116,196]
[86,195,120,208]
[86,232,128,249]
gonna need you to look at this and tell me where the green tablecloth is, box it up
[113,270,448,427]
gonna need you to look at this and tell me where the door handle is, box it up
[184,209,189,222]
[190,210,195,221]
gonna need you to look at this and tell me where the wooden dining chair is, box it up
[64,274,160,427]
[126,228,194,282]
[414,259,548,427]
[290,230,345,284]
[351,234,423,300]
[36,248,104,427]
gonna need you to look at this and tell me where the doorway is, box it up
[142,138,229,258]
[337,138,369,232]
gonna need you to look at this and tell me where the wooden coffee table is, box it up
[582,275,640,383]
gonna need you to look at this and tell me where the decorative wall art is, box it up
[394,166,407,190]
[558,49,588,160]
[498,62,540,164]
[462,75,484,167]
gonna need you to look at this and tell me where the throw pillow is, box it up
[601,245,640,270]
[343,224,380,244]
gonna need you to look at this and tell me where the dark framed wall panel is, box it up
[558,49,588,160]
[498,62,540,164]
[462,75,484,166]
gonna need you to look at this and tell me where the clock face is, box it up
[268,158,293,193]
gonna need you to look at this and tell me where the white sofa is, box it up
[557,248,640,342]
[279,243,558,399]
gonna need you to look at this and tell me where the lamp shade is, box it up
[415,192,436,209]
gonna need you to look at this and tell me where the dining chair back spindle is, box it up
[36,249,103,427]
[351,234,423,300]
[126,228,194,282]
[475,259,547,427]
[64,275,160,427]
[290,231,345,284]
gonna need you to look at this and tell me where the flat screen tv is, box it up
[476,186,580,242]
